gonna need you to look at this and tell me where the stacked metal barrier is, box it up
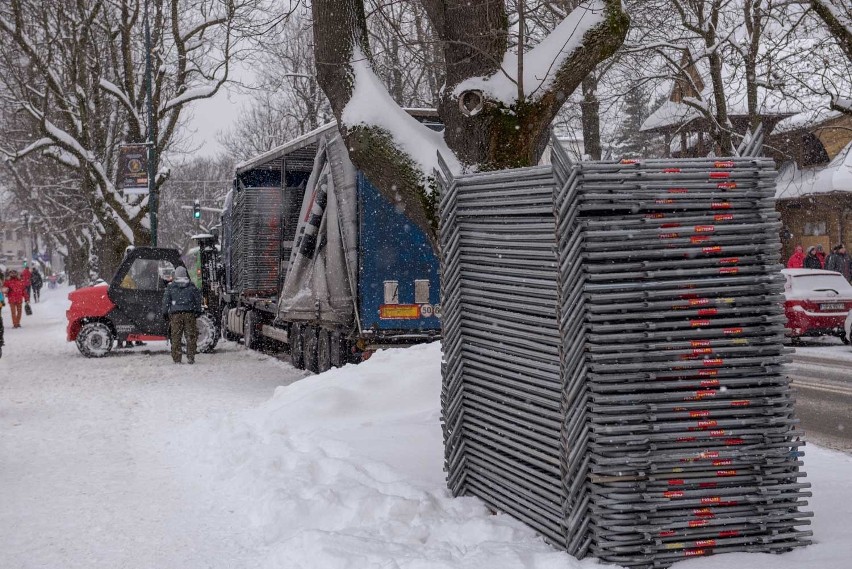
[439,133,812,568]
[438,163,575,549]
[231,186,283,296]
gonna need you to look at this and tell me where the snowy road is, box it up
[0,287,306,569]
[3,287,852,569]
[788,353,852,452]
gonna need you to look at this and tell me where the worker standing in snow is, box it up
[161,266,203,364]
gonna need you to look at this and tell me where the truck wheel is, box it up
[76,322,114,358]
[330,332,346,368]
[196,313,218,353]
[289,323,304,369]
[317,329,332,373]
[221,306,238,342]
[303,326,319,373]
[244,310,259,351]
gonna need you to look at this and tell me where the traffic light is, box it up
[193,200,201,219]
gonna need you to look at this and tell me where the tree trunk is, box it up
[580,75,602,160]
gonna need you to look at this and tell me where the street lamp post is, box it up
[144,0,158,247]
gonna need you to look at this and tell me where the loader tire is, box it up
[76,322,114,358]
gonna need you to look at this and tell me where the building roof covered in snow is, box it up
[775,140,852,200]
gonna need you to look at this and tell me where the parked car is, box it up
[782,268,852,343]
[845,310,852,349]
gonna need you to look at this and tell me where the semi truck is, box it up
[216,112,442,372]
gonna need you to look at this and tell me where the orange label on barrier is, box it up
[698,308,719,317]
[701,496,722,504]
[720,267,739,275]
[664,490,684,498]
[711,202,732,209]
[714,161,735,168]
[695,225,715,233]
[691,236,710,243]
[702,246,723,253]
[723,327,743,335]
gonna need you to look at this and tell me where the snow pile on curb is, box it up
[184,343,579,569]
[182,342,852,569]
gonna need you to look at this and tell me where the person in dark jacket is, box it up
[161,266,202,364]
[30,269,43,303]
[803,246,822,269]
[826,244,852,282]
[815,244,827,268]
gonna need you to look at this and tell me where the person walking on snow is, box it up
[803,246,822,269]
[0,286,5,358]
[161,266,202,364]
[20,264,32,298]
[786,245,806,269]
[3,270,29,328]
[30,268,43,303]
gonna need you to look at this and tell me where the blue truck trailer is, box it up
[217,112,442,372]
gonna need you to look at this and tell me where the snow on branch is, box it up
[342,48,461,181]
[99,79,142,126]
[159,85,220,114]
[452,0,612,105]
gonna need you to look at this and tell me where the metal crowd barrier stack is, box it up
[231,186,283,295]
[438,130,812,568]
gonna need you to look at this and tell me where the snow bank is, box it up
[184,343,579,569]
[184,342,852,569]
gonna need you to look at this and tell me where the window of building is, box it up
[803,221,827,236]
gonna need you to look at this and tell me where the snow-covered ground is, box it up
[2,288,851,568]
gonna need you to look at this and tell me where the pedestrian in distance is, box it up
[161,266,203,364]
[21,264,32,299]
[2,269,29,328]
[803,246,822,269]
[815,244,827,268]
[0,286,5,358]
[30,268,43,303]
[786,245,806,269]
[826,244,852,282]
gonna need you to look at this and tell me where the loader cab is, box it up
[108,247,184,337]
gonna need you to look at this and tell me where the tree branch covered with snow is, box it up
[312,0,629,244]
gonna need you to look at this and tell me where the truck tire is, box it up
[303,326,319,373]
[243,310,259,351]
[289,323,304,369]
[317,329,332,373]
[76,322,114,358]
[196,313,219,353]
[330,331,346,368]
[221,306,238,342]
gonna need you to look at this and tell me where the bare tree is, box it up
[0,0,267,276]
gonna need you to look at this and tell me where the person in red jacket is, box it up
[21,264,32,297]
[3,269,29,328]
[787,245,806,269]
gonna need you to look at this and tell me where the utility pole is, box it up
[144,0,158,246]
